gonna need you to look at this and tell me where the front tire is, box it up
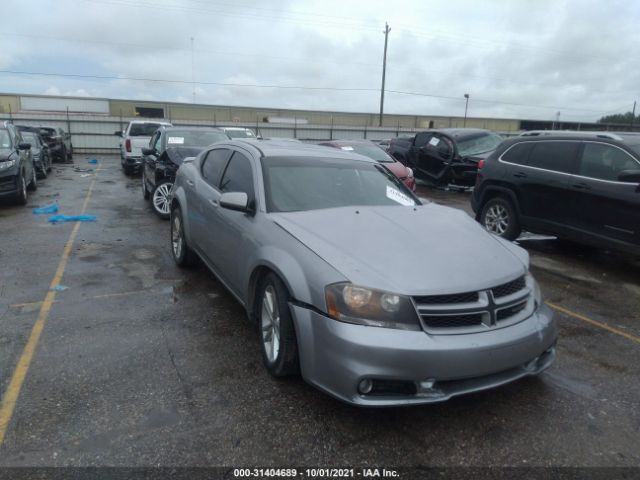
[257,273,300,377]
[142,170,150,200]
[480,197,521,240]
[152,181,172,219]
[67,145,73,161]
[170,206,196,267]
[15,172,28,205]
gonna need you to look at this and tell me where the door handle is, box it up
[208,198,219,207]
[186,180,195,186]
[571,182,591,190]
[513,172,527,178]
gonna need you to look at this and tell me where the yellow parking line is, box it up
[0,165,101,445]
[547,301,640,345]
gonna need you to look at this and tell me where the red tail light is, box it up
[125,139,131,152]
[477,159,485,169]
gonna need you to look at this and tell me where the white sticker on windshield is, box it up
[428,137,440,146]
[340,146,354,151]
[167,137,185,144]
[386,185,414,206]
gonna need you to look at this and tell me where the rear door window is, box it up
[501,142,532,165]
[201,148,232,189]
[579,143,640,181]
[527,141,579,173]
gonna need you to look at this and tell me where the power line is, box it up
[0,68,625,115]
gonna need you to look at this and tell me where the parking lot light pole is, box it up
[463,93,469,127]
[379,23,391,127]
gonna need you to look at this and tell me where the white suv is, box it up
[117,120,172,174]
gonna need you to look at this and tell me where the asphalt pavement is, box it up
[0,157,638,468]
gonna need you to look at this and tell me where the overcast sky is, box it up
[1,0,639,121]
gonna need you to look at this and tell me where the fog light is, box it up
[358,378,373,394]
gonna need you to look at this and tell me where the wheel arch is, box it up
[476,185,521,220]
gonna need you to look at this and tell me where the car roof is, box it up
[430,128,495,139]
[222,138,378,162]
[161,126,225,132]
[221,126,252,131]
[323,139,380,146]
[519,130,627,140]
[129,120,172,125]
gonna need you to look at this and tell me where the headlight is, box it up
[0,159,16,170]
[325,283,421,331]
[406,167,414,178]
[529,274,542,308]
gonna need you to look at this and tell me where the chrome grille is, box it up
[413,276,531,334]
[492,276,526,299]
[413,291,479,305]
[422,313,484,328]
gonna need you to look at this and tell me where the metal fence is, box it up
[1,111,517,154]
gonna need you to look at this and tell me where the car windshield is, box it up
[129,123,162,136]
[338,144,395,163]
[225,129,255,138]
[0,130,11,149]
[165,130,228,147]
[456,132,504,156]
[22,133,39,147]
[39,128,55,137]
[262,156,419,213]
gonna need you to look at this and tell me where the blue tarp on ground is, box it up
[32,203,59,214]
[48,214,97,223]
[87,159,98,164]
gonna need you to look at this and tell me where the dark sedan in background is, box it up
[142,126,230,218]
[319,139,415,191]
[388,129,503,188]
[39,126,73,162]
[19,130,51,178]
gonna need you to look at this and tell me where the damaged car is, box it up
[388,129,503,187]
[141,126,229,218]
[169,139,557,406]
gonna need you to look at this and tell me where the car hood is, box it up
[271,204,528,295]
[383,161,409,178]
[165,146,205,167]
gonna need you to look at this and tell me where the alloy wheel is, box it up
[261,285,281,363]
[484,204,509,235]
[153,183,172,215]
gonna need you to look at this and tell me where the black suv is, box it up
[0,121,38,204]
[471,133,640,255]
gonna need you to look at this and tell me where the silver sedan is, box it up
[170,139,557,406]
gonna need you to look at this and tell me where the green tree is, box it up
[598,112,640,124]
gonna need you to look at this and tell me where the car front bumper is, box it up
[0,169,20,197]
[291,303,557,406]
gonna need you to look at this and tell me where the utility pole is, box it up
[378,23,391,127]
[631,101,636,130]
[191,37,196,104]
[463,93,469,127]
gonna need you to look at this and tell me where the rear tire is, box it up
[27,166,37,191]
[480,197,521,240]
[257,273,300,377]
[67,145,73,161]
[170,206,196,267]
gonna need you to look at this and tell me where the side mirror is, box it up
[219,192,250,213]
[618,169,640,183]
[141,147,155,156]
[114,130,123,137]
[18,143,31,150]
